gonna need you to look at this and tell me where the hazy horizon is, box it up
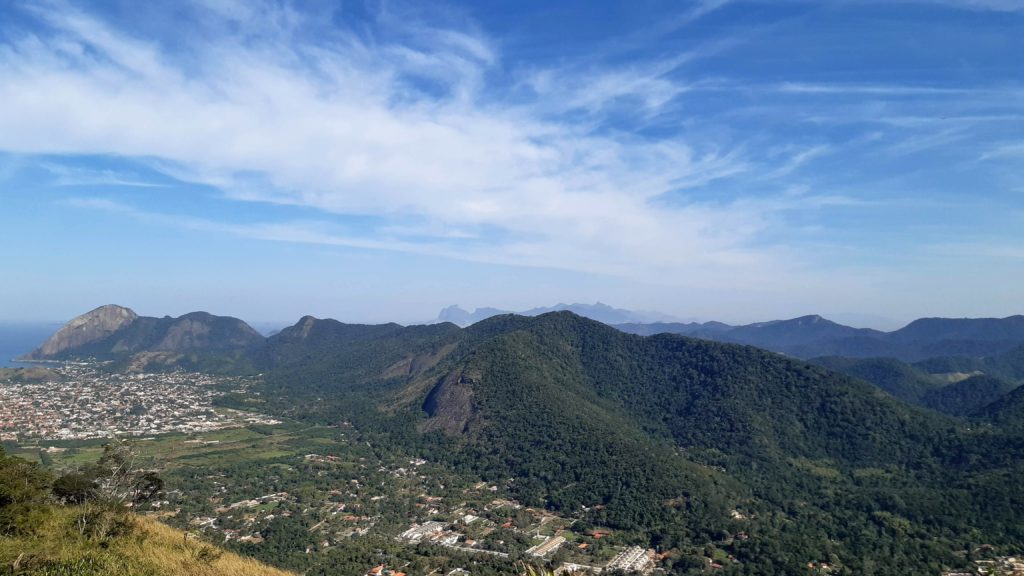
[6,300,1023,333]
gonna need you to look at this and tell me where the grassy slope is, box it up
[0,508,293,576]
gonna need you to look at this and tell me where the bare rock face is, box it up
[30,304,138,358]
[155,316,212,351]
[153,312,263,351]
[25,306,264,362]
[420,368,478,435]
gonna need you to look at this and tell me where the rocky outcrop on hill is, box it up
[25,306,264,362]
[27,304,138,359]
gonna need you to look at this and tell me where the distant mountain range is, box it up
[23,304,1024,430]
[616,314,1024,361]
[434,302,684,326]
[26,303,1024,423]
[436,306,1024,362]
[29,305,1024,368]
[17,304,1024,572]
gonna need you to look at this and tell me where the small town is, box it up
[131,423,666,576]
[172,443,662,575]
[0,362,279,441]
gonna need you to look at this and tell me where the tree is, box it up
[84,441,165,507]
[53,472,98,505]
[0,447,53,534]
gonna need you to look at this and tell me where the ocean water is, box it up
[0,323,61,367]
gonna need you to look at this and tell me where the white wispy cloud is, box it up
[913,0,1024,12]
[884,127,975,157]
[648,0,738,34]
[980,142,1024,160]
[756,0,1024,12]
[7,0,979,302]
[774,82,976,96]
[41,164,169,187]
[1,0,815,287]
[758,145,833,180]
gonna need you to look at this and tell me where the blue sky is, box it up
[0,0,1021,327]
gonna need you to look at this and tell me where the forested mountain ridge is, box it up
[923,374,1018,416]
[241,311,960,468]
[235,312,1024,573]
[425,313,938,465]
[812,349,1024,417]
[976,384,1024,430]
[810,356,945,405]
[31,304,1024,367]
[617,314,1024,360]
[25,306,1024,432]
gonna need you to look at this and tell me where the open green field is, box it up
[7,418,327,472]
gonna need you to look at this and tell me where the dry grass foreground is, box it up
[0,507,294,576]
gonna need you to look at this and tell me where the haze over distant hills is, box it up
[29,304,1024,368]
[434,302,685,326]
[616,314,1024,361]
[434,304,1024,362]
[26,302,1024,425]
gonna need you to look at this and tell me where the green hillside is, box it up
[921,375,1018,416]
[978,385,1024,430]
[810,356,945,404]
[242,312,1024,574]
[812,355,1022,417]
